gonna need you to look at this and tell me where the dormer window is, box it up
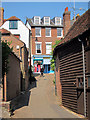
[55,17,61,25]
[34,16,40,25]
[44,17,50,25]
[9,20,18,29]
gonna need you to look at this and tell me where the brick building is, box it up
[0,7,29,92]
[26,15,63,73]
[0,28,29,95]
[53,9,90,119]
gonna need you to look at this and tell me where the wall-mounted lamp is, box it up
[35,37,38,41]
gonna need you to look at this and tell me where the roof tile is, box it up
[6,16,20,21]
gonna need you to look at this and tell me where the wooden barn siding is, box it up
[58,39,87,114]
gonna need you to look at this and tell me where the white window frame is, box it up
[55,17,61,25]
[35,42,42,54]
[57,28,63,37]
[44,17,50,25]
[35,27,41,37]
[45,28,51,37]
[34,16,40,25]
[45,42,52,54]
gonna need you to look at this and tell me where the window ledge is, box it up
[9,28,18,29]
[45,36,51,37]
[35,36,41,37]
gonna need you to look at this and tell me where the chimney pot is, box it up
[65,7,68,12]
[63,7,71,37]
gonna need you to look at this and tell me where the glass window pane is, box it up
[9,21,17,29]
[57,28,62,37]
[35,17,40,24]
[36,44,41,54]
[88,77,90,87]
[46,28,51,36]
[46,44,51,54]
[45,17,49,24]
[35,28,41,36]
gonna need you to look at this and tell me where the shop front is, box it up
[33,59,43,73]
[43,58,51,73]
[33,55,54,73]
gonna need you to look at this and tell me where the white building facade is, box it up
[0,16,30,48]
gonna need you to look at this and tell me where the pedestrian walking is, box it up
[40,66,44,77]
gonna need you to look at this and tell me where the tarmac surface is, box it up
[10,73,82,119]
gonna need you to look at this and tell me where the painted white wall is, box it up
[26,21,31,30]
[0,21,30,48]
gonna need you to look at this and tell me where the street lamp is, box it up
[78,38,86,117]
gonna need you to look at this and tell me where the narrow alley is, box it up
[12,74,82,118]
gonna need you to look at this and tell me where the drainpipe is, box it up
[78,38,86,117]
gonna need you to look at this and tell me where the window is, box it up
[57,28,62,37]
[46,43,52,54]
[55,17,61,25]
[9,21,18,29]
[34,16,40,24]
[88,76,90,87]
[36,43,42,54]
[45,28,51,37]
[35,27,41,37]
[44,17,50,25]
[77,77,84,87]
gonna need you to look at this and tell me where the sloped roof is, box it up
[57,9,90,46]
[0,28,11,34]
[6,16,20,21]
[26,18,63,28]
[0,28,25,44]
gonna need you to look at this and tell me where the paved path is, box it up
[12,74,81,118]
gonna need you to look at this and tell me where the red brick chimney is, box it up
[0,7,4,26]
[63,7,71,37]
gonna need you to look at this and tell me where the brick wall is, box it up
[63,7,71,37]
[1,32,29,93]
[0,8,4,27]
[4,53,21,101]
[31,27,63,55]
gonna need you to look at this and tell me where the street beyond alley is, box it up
[11,73,83,118]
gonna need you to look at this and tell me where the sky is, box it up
[2,2,89,24]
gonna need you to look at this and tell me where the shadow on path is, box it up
[10,88,31,111]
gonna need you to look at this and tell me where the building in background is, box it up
[0,8,31,66]
[26,15,63,73]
